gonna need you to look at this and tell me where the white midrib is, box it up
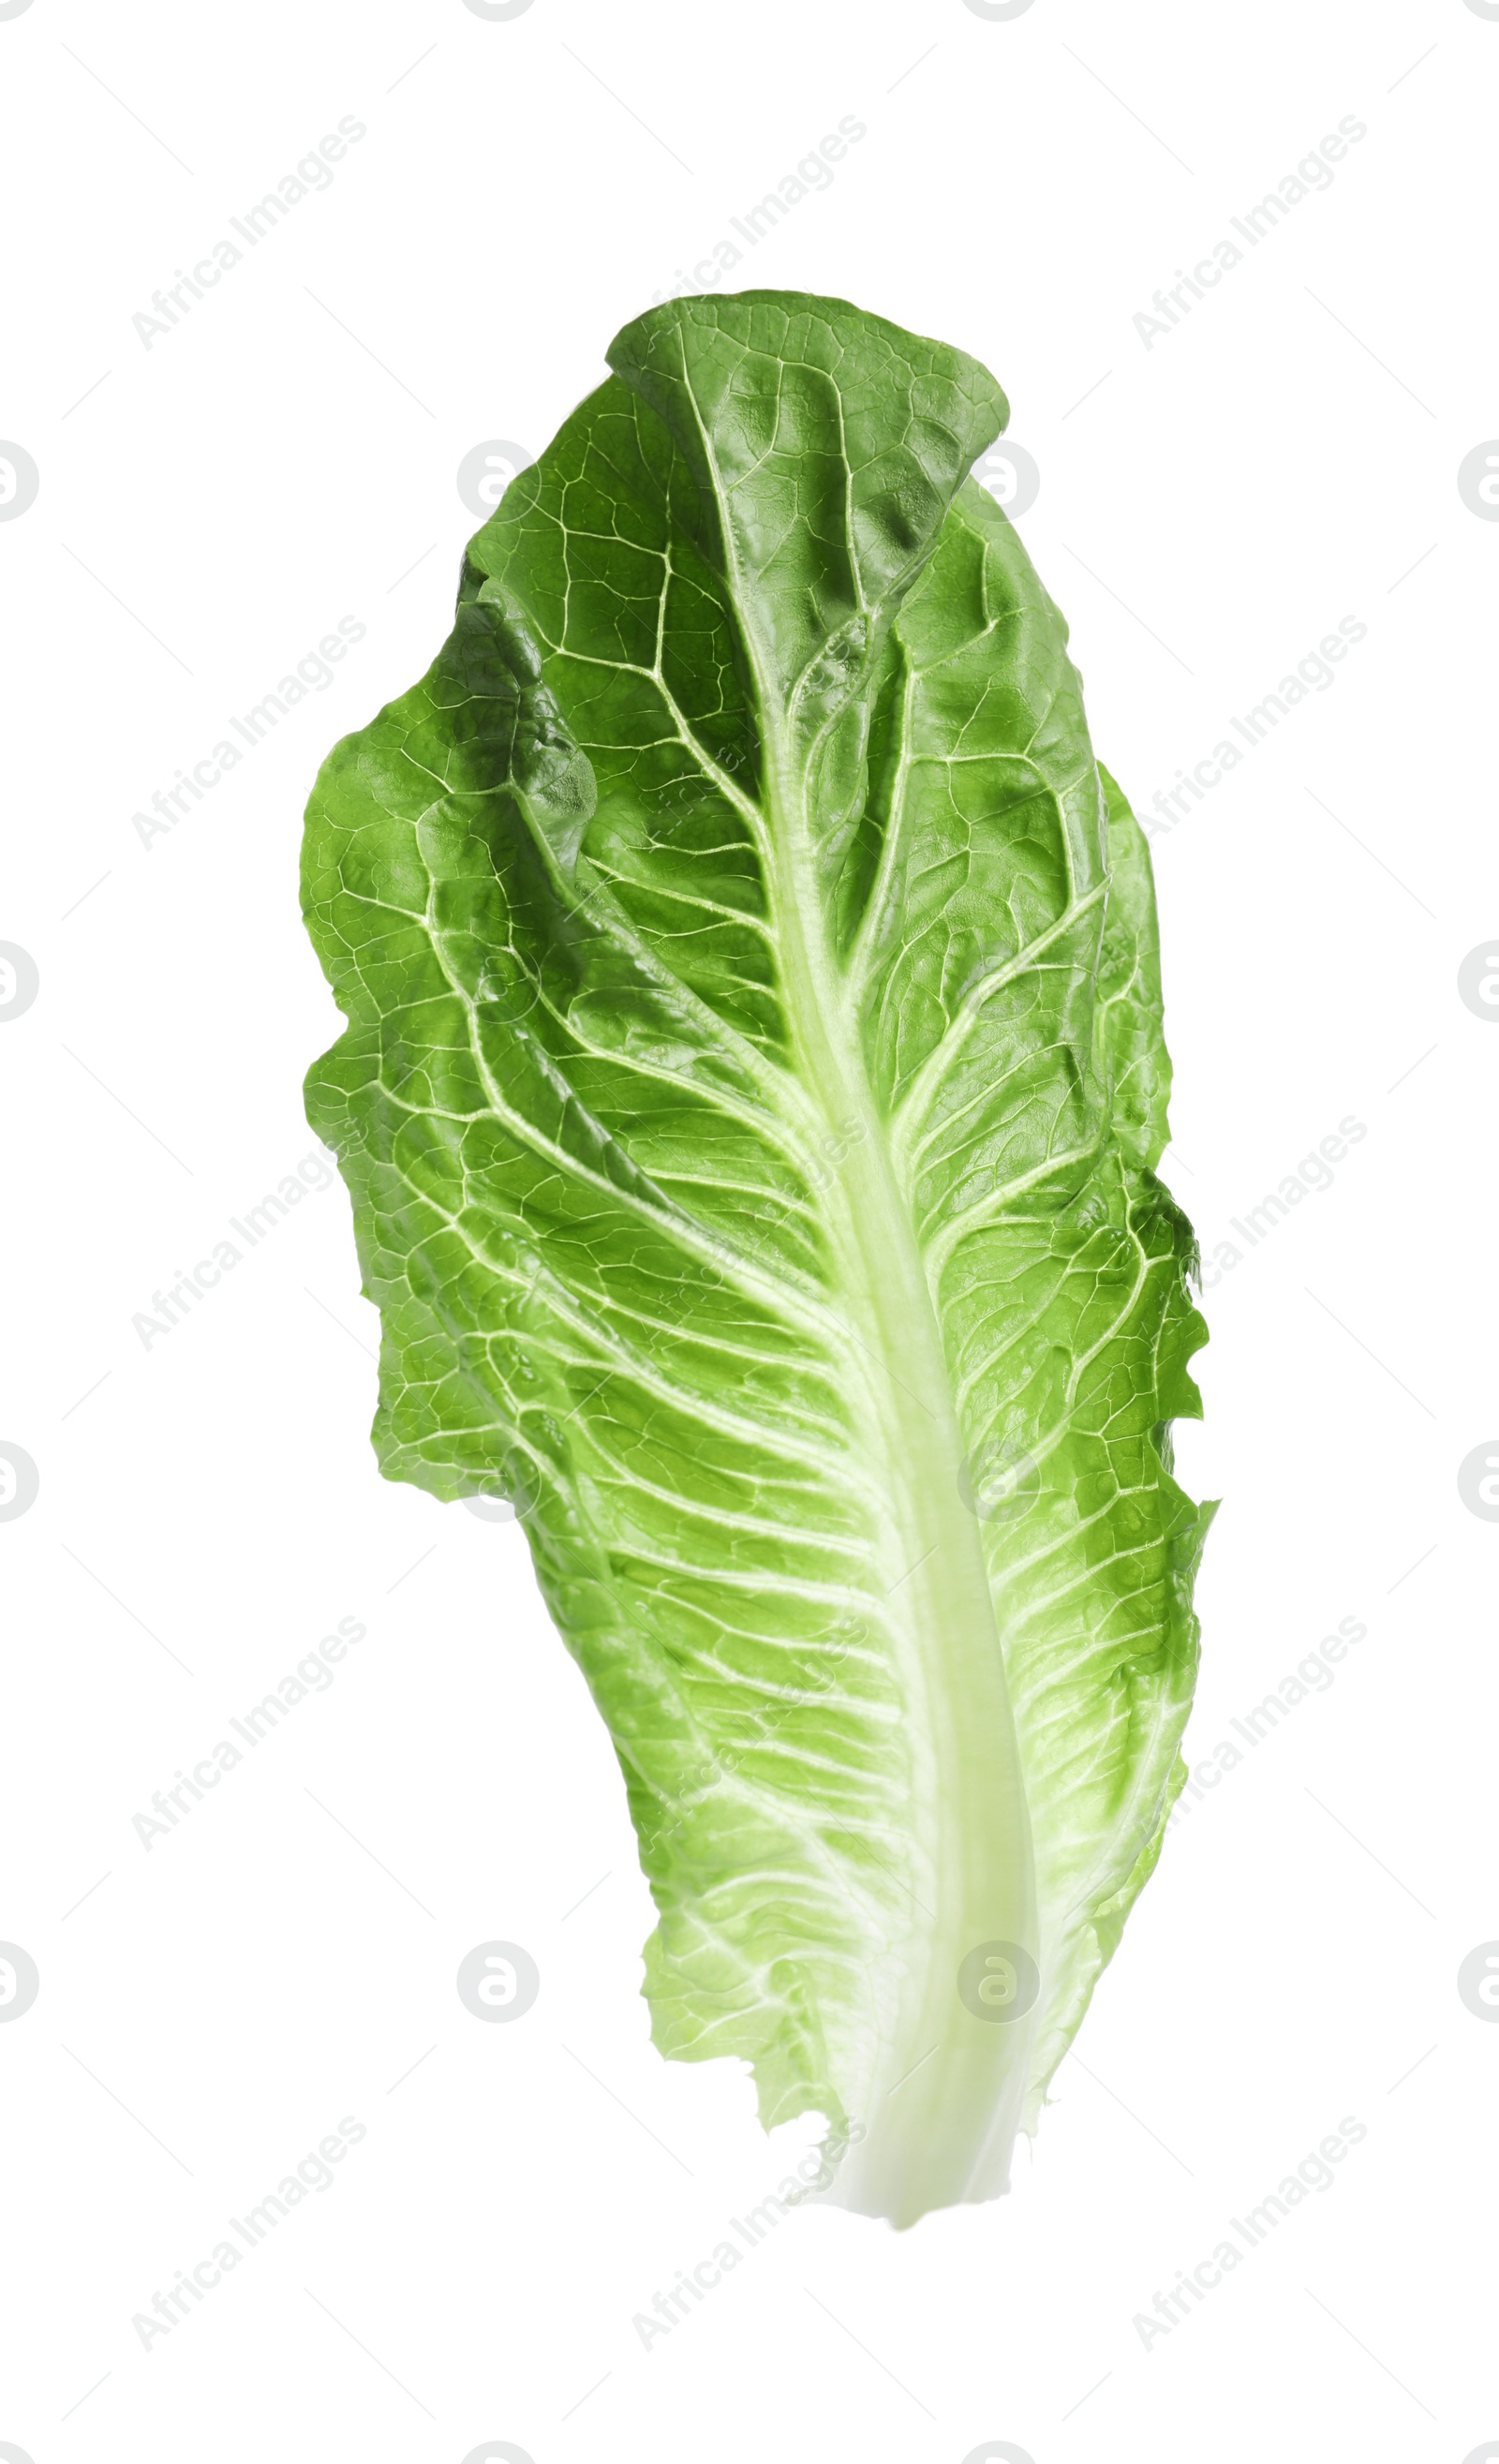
[663,348,1040,2215]
[753,696,1041,2226]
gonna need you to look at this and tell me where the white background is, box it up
[2,0,1496,2457]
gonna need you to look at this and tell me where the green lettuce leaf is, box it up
[301,291,1210,2227]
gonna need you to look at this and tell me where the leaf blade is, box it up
[302,289,1207,2224]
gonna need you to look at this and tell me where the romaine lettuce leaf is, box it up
[301,291,1210,2227]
